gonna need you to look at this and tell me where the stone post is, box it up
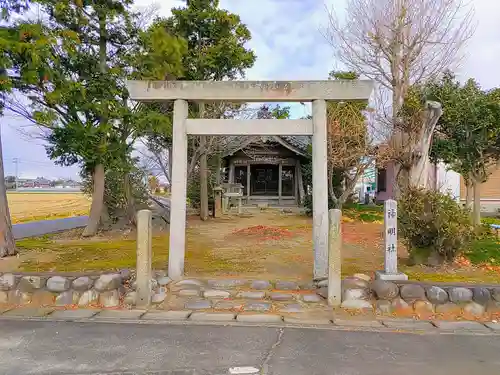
[213,186,223,218]
[328,209,342,306]
[312,99,329,280]
[136,209,152,308]
[168,99,188,280]
[222,195,228,214]
[375,199,408,281]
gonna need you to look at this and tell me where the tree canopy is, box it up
[425,71,500,224]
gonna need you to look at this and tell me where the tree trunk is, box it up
[408,101,443,188]
[123,172,136,225]
[198,103,209,221]
[465,179,473,210]
[215,154,222,186]
[82,164,106,237]
[0,128,16,257]
[327,167,335,202]
[167,145,173,189]
[395,166,409,198]
[83,9,108,237]
[472,178,481,227]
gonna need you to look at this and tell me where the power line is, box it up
[12,158,19,190]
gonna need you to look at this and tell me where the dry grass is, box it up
[7,192,90,224]
[5,209,500,283]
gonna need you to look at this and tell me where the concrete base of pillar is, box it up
[375,271,408,281]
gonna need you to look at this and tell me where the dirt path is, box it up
[5,209,498,283]
[183,210,393,281]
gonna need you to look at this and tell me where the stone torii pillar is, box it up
[126,80,374,280]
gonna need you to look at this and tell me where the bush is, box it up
[399,187,474,264]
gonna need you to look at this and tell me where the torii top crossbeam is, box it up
[126,80,374,102]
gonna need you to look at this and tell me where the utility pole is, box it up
[12,158,19,190]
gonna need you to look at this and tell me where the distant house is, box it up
[18,178,34,188]
[63,179,82,188]
[375,160,500,214]
[33,177,52,188]
[458,168,500,214]
[375,161,460,203]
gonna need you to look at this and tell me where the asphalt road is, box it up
[12,216,89,239]
[10,195,169,240]
[0,320,499,375]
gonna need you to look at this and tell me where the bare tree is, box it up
[327,100,391,207]
[193,102,259,220]
[142,102,258,218]
[324,0,475,190]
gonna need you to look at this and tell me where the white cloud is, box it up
[2,0,500,176]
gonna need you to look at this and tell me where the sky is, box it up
[1,0,499,179]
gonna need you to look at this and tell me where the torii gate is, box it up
[127,80,374,281]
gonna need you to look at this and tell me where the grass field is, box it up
[6,207,500,284]
[7,192,90,224]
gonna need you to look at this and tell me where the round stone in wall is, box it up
[250,280,271,290]
[0,274,17,291]
[343,288,370,301]
[203,289,231,299]
[207,279,247,289]
[400,284,426,301]
[237,291,266,299]
[492,288,500,302]
[301,294,323,303]
[21,276,45,290]
[46,276,70,293]
[185,299,212,310]
[94,274,122,292]
[269,292,295,301]
[371,280,399,300]
[72,277,93,291]
[425,286,448,305]
[448,287,473,303]
[472,287,491,305]
[119,269,132,281]
[342,277,369,290]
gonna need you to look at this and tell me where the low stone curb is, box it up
[1,307,499,334]
[381,319,435,330]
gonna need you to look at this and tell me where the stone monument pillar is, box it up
[375,199,408,281]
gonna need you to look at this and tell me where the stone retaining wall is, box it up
[334,276,500,318]
[2,270,500,320]
[0,271,133,308]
